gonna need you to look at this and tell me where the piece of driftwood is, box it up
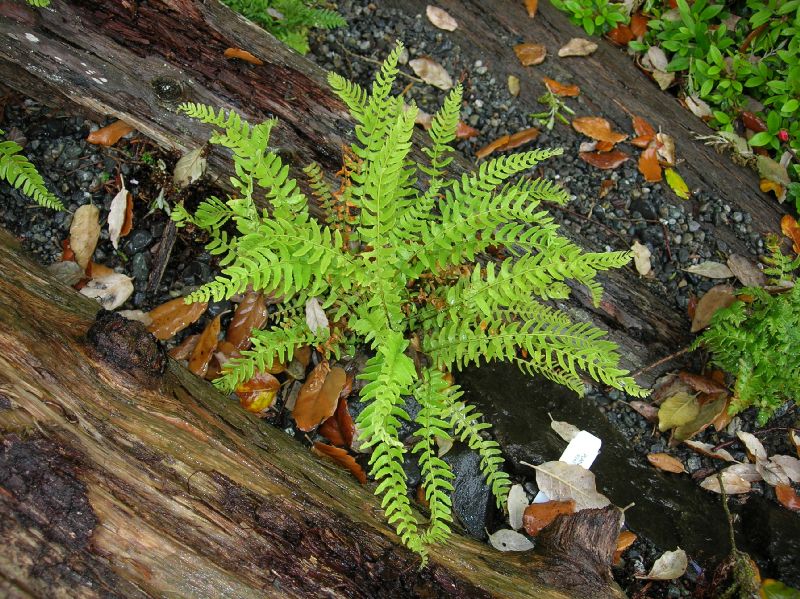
[0,228,625,597]
[1,0,787,386]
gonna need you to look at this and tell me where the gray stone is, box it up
[443,445,493,540]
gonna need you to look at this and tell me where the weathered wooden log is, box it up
[2,0,786,387]
[0,228,626,597]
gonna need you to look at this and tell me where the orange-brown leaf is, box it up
[522,500,575,536]
[572,116,627,143]
[647,452,685,473]
[525,0,538,17]
[225,291,268,350]
[319,413,347,447]
[87,120,135,147]
[741,111,767,133]
[579,149,629,169]
[775,483,800,511]
[632,115,656,140]
[294,363,347,431]
[781,214,800,254]
[543,77,580,97]
[678,371,728,395]
[514,43,547,66]
[313,442,366,484]
[505,127,541,150]
[476,135,510,159]
[455,121,480,139]
[607,25,634,45]
[294,345,312,368]
[236,370,279,414]
[188,314,221,377]
[599,179,615,198]
[638,146,662,182]
[691,284,736,332]
[595,140,615,152]
[147,297,208,340]
[630,13,649,38]
[336,398,355,448]
[223,47,264,65]
[761,179,785,199]
[613,530,637,564]
[169,333,200,361]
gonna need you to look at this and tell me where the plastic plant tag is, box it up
[532,430,602,503]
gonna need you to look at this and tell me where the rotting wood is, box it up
[0,226,625,597]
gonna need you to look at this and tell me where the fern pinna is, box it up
[0,129,62,210]
[174,42,645,559]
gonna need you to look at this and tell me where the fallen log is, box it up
[1,0,784,387]
[0,228,626,596]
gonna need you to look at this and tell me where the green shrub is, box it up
[550,0,628,35]
[220,0,345,55]
[173,43,645,559]
[695,239,800,424]
[0,129,63,210]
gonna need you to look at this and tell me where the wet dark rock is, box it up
[208,300,232,317]
[443,444,492,540]
[130,252,149,281]
[182,260,212,284]
[402,450,421,489]
[125,229,153,254]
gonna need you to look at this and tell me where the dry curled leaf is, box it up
[522,499,575,536]
[631,115,656,148]
[737,431,767,463]
[426,5,458,31]
[775,484,800,511]
[305,297,329,334]
[455,121,480,139]
[579,149,629,169]
[313,442,366,484]
[781,214,800,254]
[550,416,580,442]
[655,133,676,166]
[636,548,688,580]
[647,453,685,474]
[475,128,540,159]
[684,261,734,279]
[223,47,264,65]
[70,204,101,270]
[572,116,627,144]
[188,314,222,378]
[79,273,134,310]
[409,57,453,90]
[638,145,662,182]
[724,462,762,483]
[631,240,652,276]
[630,400,659,423]
[147,296,208,340]
[691,284,736,332]
[700,471,751,494]
[727,255,766,288]
[791,430,800,458]
[173,146,208,188]
[87,119,134,146]
[508,75,521,97]
[108,176,133,250]
[514,42,547,66]
[294,363,346,431]
[685,95,712,120]
[558,38,597,57]
[236,370,279,414]
[488,529,535,552]
[613,530,637,565]
[533,461,610,511]
[319,413,347,447]
[543,77,579,97]
[507,484,529,530]
[684,440,735,462]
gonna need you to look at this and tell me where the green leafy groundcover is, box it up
[0,129,63,210]
[173,42,645,559]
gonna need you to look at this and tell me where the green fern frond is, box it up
[0,131,63,210]
[26,0,50,6]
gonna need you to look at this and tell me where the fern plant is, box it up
[25,0,50,6]
[695,238,800,424]
[173,42,645,559]
[221,0,345,55]
[0,129,63,210]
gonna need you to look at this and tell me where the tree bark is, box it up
[0,228,625,597]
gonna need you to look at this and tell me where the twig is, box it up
[629,346,692,379]
[335,43,424,84]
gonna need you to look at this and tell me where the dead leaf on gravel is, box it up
[636,548,688,580]
[522,499,575,536]
[409,57,453,90]
[476,127,540,159]
[489,529,535,552]
[223,47,263,65]
[684,440,735,462]
[525,0,538,17]
[701,471,751,494]
[572,116,627,143]
[630,400,659,423]
[70,204,101,270]
[79,272,134,310]
[638,146,662,182]
[737,431,767,463]
[757,458,792,487]
[514,43,547,66]
[647,453,685,473]
[726,255,766,288]
[108,176,133,250]
[631,240,652,276]
[226,291,268,350]
[776,484,800,511]
[678,371,728,395]
[313,442,366,484]
[671,396,727,443]
[508,75,521,97]
[543,77,579,97]
[236,370,279,414]
[294,363,346,431]
[684,261,734,279]
[658,391,699,432]
[532,461,610,511]
[508,484,529,530]
[665,168,690,199]
[169,333,200,361]
[691,284,736,332]
[188,314,222,378]
[147,296,208,340]
[426,5,458,30]
[614,530,637,564]
[579,149,629,169]
[87,120,134,146]
[173,146,207,188]
[724,463,762,482]
[558,38,597,57]
[456,121,480,139]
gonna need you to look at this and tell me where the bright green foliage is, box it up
[220,0,345,55]
[0,129,63,210]
[549,0,628,35]
[174,42,645,559]
[25,0,50,6]
[696,239,800,424]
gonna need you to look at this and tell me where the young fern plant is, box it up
[0,129,63,210]
[173,42,645,559]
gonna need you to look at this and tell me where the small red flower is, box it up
[778,129,790,142]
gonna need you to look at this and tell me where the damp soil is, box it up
[1,1,799,597]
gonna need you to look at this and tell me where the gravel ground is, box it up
[1,1,798,596]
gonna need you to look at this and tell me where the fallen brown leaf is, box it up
[409,57,453,90]
[638,146,662,182]
[630,400,659,422]
[169,333,200,361]
[607,24,634,45]
[236,370,279,414]
[313,442,366,484]
[579,149,629,169]
[147,297,208,340]
[741,111,767,133]
[455,121,480,139]
[319,412,347,446]
[678,371,728,395]
[188,314,221,378]
[505,127,540,150]
[631,115,656,147]
[691,284,736,332]
[631,13,649,37]
[514,43,547,66]
[426,5,458,31]
[572,116,627,143]
[522,499,575,536]
[543,77,579,97]
[558,38,597,57]
[776,484,800,511]
[69,204,101,270]
[223,47,264,65]
[613,530,637,564]
[647,452,685,474]
[87,120,135,146]
[524,0,538,18]
[701,471,751,494]
[294,363,346,431]
[225,291,268,350]
[781,214,800,254]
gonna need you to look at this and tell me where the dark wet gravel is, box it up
[1,1,798,595]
